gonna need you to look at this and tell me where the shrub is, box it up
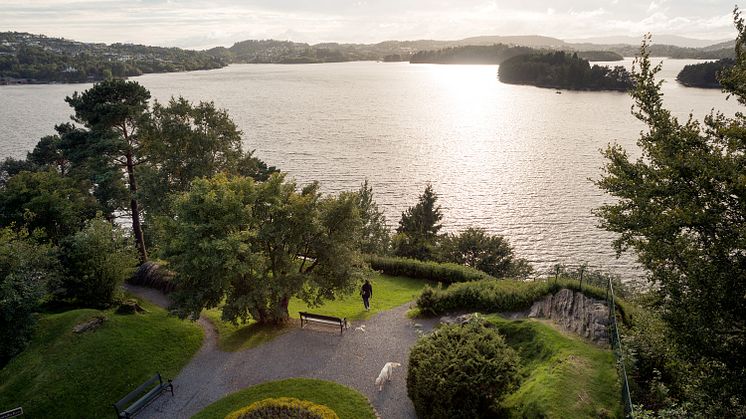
[366,255,492,284]
[128,261,176,293]
[58,217,138,307]
[407,316,521,418]
[416,278,628,322]
[224,397,339,419]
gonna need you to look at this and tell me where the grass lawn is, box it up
[192,378,376,419]
[0,297,203,418]
[485,315,622,418]
[204,273,427,351]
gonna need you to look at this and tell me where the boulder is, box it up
[529,288,610,345]
[73,315,107,333]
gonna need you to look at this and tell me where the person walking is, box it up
[361,279,373,311]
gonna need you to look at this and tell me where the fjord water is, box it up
[0,59,739,279]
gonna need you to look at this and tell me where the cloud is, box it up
[0,0,738,49]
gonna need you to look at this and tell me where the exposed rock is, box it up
[439,313,494,327]
[529,288,610,346]
[73,315,107,333]
[116,299,147,314]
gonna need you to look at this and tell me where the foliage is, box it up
[66,78,151,262]
[225,397,338,419]
[367,254,493,284]
[394,184,443,260]
[354,180,390,255]
[0,31,224,83]
[488,315,621,418]
[498,51,632,91]
[0,170,99,243]
[57,217,138,308]
[206,273,426,351]
[0,299,203,418]
[0,228,58,365]
[407,316,521,418]
[128,261,176,293]
[676,58,734,88]
[140,97,276,224]
[415,278,626,320]
[594,22,746,415]
[410,44,536,64]
[164,173,369,324]
[192,378,376,419]
[438,227,533,278]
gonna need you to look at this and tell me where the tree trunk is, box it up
[126,151,148,263]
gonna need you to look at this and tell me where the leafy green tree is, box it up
[0,170,99,243]
[438,227,533,278]
[595,27,746,415]
[355,180,390,255]
[65,79,151,262]
[139,97,276,221]
[164,174,368,324]
[57,217,138,308]
[394,184,443,260]
[0,228,58,365]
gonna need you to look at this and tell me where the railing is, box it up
[607,278,634,418]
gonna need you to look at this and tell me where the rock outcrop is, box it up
[528,288,610,346]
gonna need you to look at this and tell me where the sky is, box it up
[0,0,739,50]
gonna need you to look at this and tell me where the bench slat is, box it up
[115,374,161,409]
[114,373,172,418]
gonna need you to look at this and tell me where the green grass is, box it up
[205,273,427,351]
[0,297,203,418]
[192,378,377,419]
[485,315,622,418]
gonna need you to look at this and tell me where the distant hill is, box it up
[0,32,225,84]
[567,35,731,49]
[677,58,734,88]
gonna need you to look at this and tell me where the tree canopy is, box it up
[438,227,533,278]
[164,173,369,324]
[595,28,746,415]
[394,184,443,260]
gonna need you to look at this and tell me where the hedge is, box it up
[366,255,493,285]
[225,397,338,419]
[416,278,629,323]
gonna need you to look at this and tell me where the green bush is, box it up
[58,217,138,307]
[225,397,338,419]
[128,261,176,293]
[366,255,493,284]
[407,316,521,418]
[416,278,628,322]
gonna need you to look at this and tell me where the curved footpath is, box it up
[124,285,437,419]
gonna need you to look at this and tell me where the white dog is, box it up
[354,325,367,332]
[375,362,401,391]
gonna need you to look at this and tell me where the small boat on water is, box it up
[555,90,562,94]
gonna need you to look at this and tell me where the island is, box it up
[497,51,632,91]
[676,58,734,88]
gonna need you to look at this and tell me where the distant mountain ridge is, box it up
[567,34,731,49]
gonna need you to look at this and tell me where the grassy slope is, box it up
[204,273,426,351]
[192,378,377,419]
[0,298,203,418]
[486,315,622,418]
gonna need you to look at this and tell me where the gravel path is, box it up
[124,285,437,419]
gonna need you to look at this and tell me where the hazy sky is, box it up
[1,1,739,49]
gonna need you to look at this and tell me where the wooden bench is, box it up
[299,312,347,334]
[113,373,173,419]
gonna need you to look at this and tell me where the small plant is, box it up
[407,316,521,418]
[224,397,338,419]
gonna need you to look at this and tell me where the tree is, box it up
[595,26,746,415]
[438,227,533,278]
[139,97,276,221]
[355,180,390,255]
[57,217,138,308]
[0,170,99,243]
[164,174,369,324]
[65,79,151,262]
[0,228,58,365]
[394,184,443,260]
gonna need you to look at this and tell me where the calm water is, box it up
[0,59,740,279]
